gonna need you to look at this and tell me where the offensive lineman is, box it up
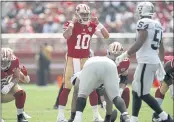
[56,3,109,122]
[102,42,131,122]
[116,2,173,122]
[1,48,30,122]
[153,56,174,122]
[72,43,131,122]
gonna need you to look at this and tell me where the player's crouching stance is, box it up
[101,42,130,122]
[1,48,31,122]
[72,57,130,122]
[153,56,174,122]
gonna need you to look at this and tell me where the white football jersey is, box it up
[136,18,163,64]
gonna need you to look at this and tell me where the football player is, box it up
[56,3,109,122]
[72,54,130,122]
[1,48,31,122]
[116,2,173,122]
[153,56,174,122]
[102,42,130,122]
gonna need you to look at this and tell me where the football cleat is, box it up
[53,104,58,109]
[93,113,104,122]
[57,119,68,122]
[120,114,130,122]
[161,115,174,122]
[152,112,161,122]
[17,113,28,122]
[22,112,31,119]
[111,110,118,122]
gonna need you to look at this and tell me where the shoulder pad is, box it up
[136,19,149,30]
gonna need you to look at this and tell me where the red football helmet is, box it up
[1,48,14,71]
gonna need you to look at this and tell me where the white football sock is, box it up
[155,98,163,106]
[92,105,99,118]
[17,108,24,115]
[57,105,65,119]
[130,116,138,122]
[119,88,124,95]
[74,111,82,122]
[159,111,168,120]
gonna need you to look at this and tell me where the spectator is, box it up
[42,16,60,33]
[36,43,53,86]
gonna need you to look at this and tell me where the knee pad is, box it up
[76,97,87,112]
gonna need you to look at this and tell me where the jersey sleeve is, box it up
[136,19,149,30]
[63,21,72,32]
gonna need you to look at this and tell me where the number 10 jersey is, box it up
[136,18,163,64]
[64,21,97,58]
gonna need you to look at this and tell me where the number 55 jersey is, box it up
[136,18,163,64]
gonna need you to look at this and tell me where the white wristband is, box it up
[69,23,74,28]
[96,23,104,30]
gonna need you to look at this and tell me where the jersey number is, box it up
[75,34,91,49]
[151,30,162,50]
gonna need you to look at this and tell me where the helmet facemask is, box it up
[1,59,11,71]
[76,4,91,25]
[1,48,13,71]
[135,2,154,20]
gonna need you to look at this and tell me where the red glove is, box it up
[20,66,28,76]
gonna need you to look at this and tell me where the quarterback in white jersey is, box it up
[72,43,130,122]
[116,2,173,122]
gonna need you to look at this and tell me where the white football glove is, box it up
[156,62,166,81]
[115,51,129,66]
[1,82,15,95]
[24,75,30,83]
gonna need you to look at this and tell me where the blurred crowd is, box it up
[1,1,173,33]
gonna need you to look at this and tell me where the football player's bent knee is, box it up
[76,97,87,112]
[14,90,26,108]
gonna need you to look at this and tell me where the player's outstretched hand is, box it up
[115,51,129,66]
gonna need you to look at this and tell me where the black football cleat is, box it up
[104,114,111,122]
[120,113,130,122]
[17,113,28,122]
[152,112,161,122]
[53,104,58,109]
[111,110,117,122]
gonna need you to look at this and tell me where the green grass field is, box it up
[2,84,173,122]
